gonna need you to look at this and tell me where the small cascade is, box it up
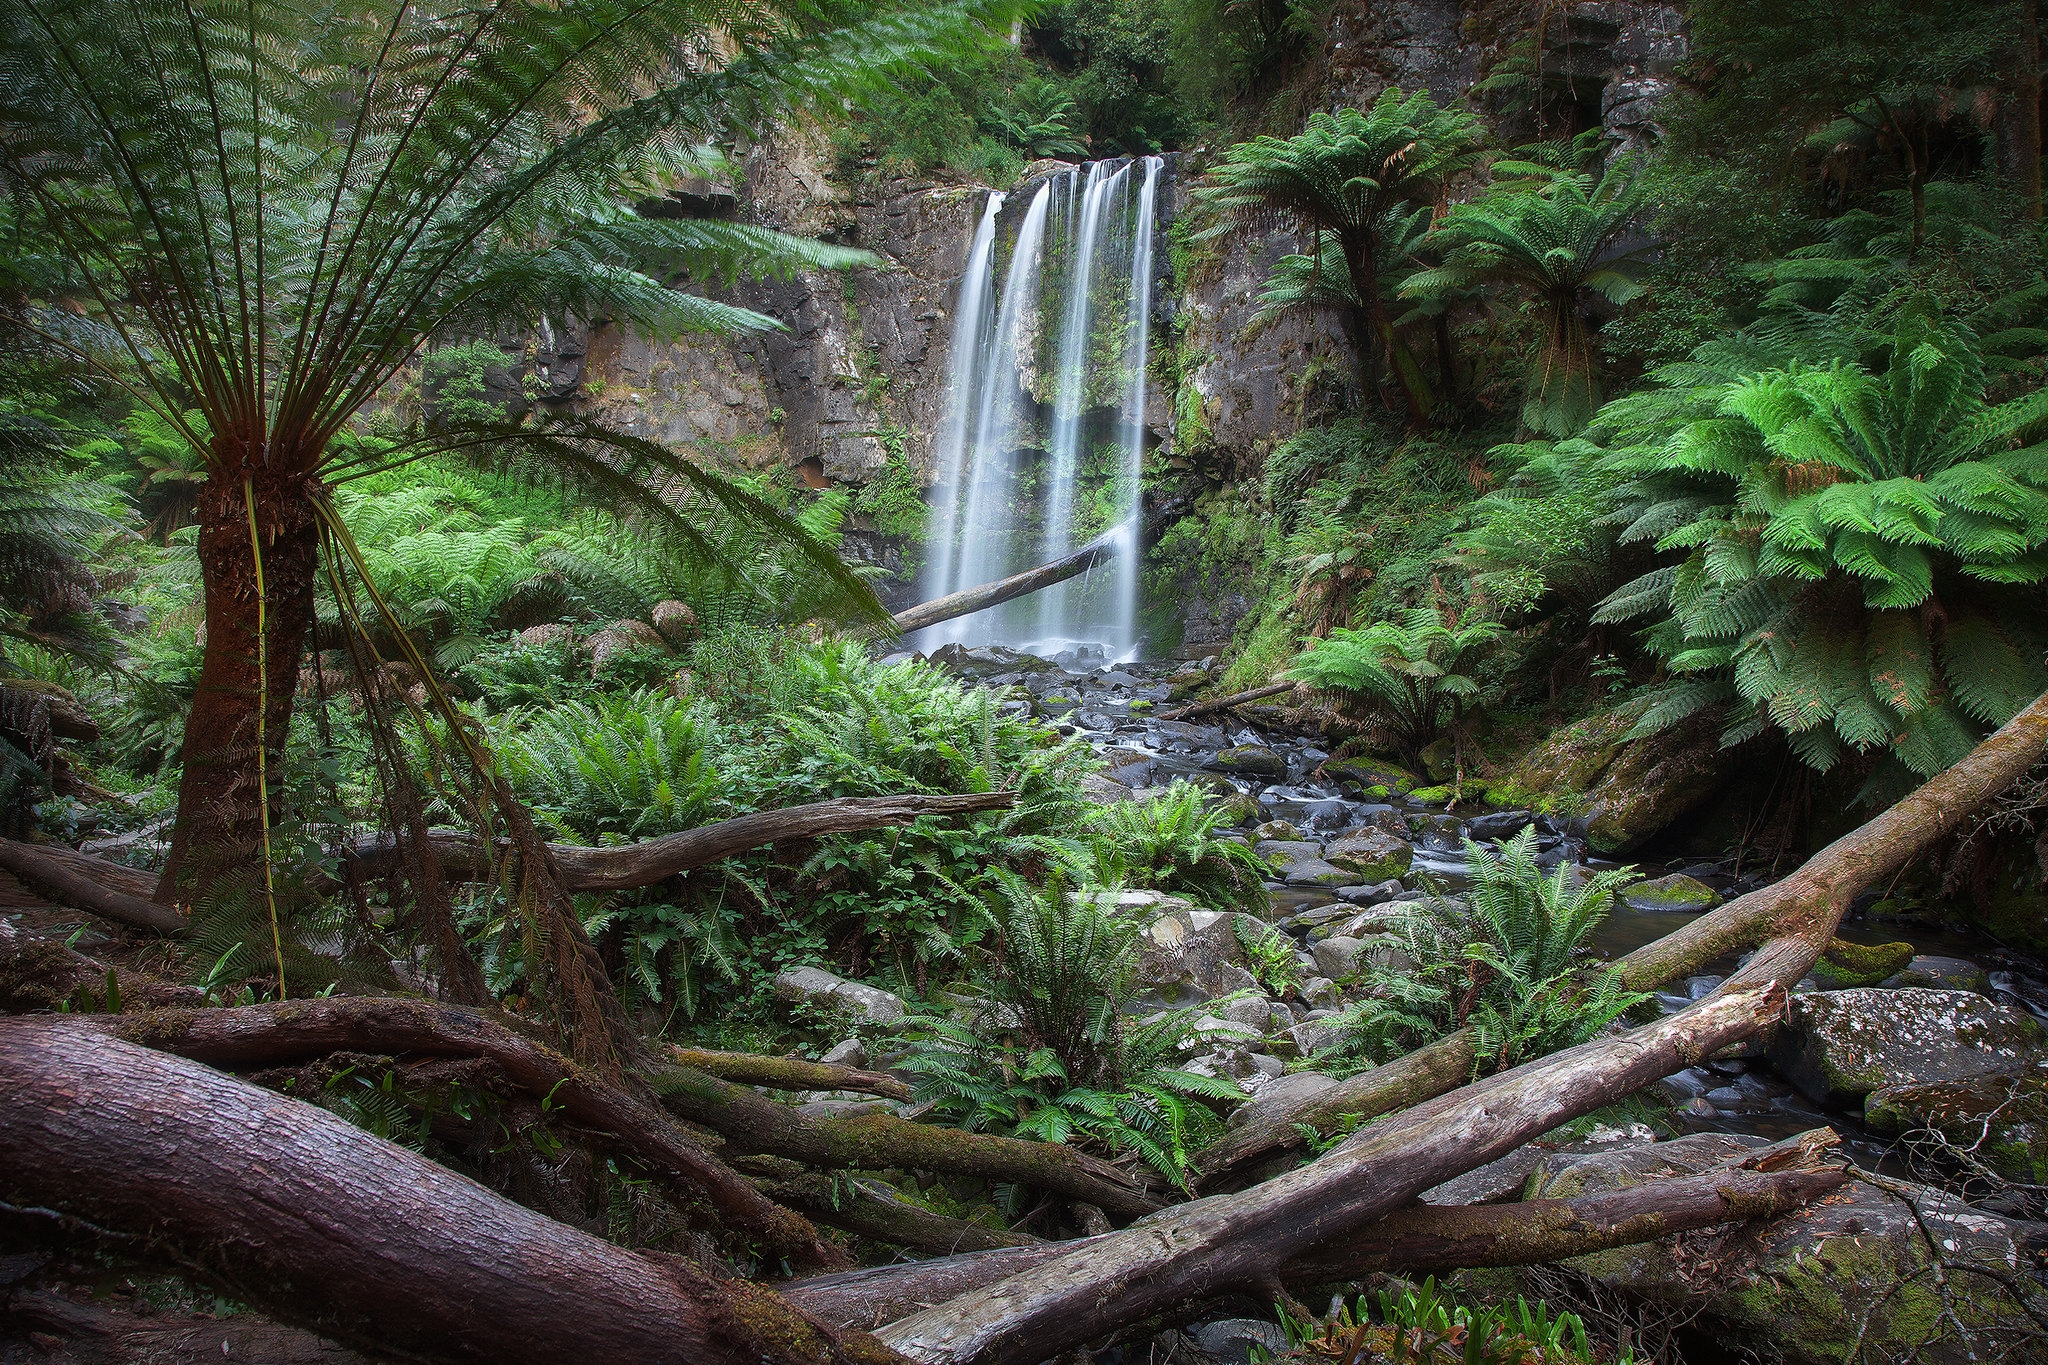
[918,156,1165,660]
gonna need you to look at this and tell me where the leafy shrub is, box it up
[899,873,1243,1184]
[1088,780,1271,912]
[1325,828,1646,1076]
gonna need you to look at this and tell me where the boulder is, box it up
[819,1038,867,1069]
[1189,1319,1289,1365]
[1497,706,1735,854]
[1249,820,1301,842]
[1255,840,1352,887]
[1884,955,1994,995]
[1210,745,1290,780]
[927,643,1057,678]
[1120,896,1266,1003]
[1311,936,1367,980]
[1767,988,2046,1108]
[1461,809,1534,843]
[1322,830,1415,881]
[772,966,908,1028]
[1081,772,1136,805]
[1622,873,1721,913]
[1865,1072,2048,1184]
[1510,1132,2048,1365]
[1335,879,1406,906]
[1418,736,1460,782]
[1811,939,1915,989]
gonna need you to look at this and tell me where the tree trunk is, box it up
[1158,682,1295,721]
[2001,0,2043,221]
[0,1017,889,1365]
[875,987,1782,1365]
[1340,228,1428,429]
[156,472,321,905]
[79,996,833,1267]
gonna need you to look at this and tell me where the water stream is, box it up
[918,157,1164,660]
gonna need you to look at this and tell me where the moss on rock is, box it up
[1811,938,1915,989]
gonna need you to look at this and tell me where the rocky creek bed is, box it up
[796,643,2048,1364]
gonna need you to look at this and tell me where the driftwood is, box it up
[1197,685,2048,1185]
[876,986,1783,1364]
[345,791,1016,892]
[73,998,832,1268]
[0,1018,890,1365]
[674,1046,913,1101]
[788,1151,1846,1331]
[1157,681,1295,722]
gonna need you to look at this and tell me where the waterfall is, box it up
[917,156,1164,661]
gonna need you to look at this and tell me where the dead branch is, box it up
[0,838,186,934]
[1157,682,1295,722]
[0,1018,894,1365]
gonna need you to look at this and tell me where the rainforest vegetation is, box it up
[3,2,2048,1364]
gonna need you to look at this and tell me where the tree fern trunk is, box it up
[155,469,321,906]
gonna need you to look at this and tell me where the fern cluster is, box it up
[1087,780,1271,913]
[1326,829,1646,1076]
[1285,607,1505,770]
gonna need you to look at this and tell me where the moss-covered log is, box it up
[762,1172,1043,1256]
[1196,686,2048,1184]
[0,1017,895,1365]
[77,997,833,1268]
[676,1046,913,1101]
[655,1065,1161,1218]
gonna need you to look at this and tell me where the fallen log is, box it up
[0,838,186,934]
[875,985,1783,1365]
[1157,682,1295,722]
[675,1046,913,1101]
[77,998,832,1268]
[788,1162,1846,1331]
[1196,685,2048,1185]
[890,495,1187,638]
[345,791,1016,893]
[0,1018,891,1365]
[654,1063,1162,1219]
[763,1172,1043,1257]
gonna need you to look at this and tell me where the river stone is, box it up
[1189,1319,1289,1365]
[1210,745,1290,780]
[1080,772,1136,805]
[1322,830,1415,881]
[1767,988,2047,1108]
[772,966,908,1028]
[1311,936,1367,979]
[1504,1133,2048,1365]
[1884,955,1994,995]
[1623,873,1721,912]
[1256,840,1352,886]
[1216,992,1276,1032]
[1461,809,1534,842]
[1865,1073,2048,1184]
[1336,878,1406,906]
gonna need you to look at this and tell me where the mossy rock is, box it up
[1811,938,1915,989]
[1622,873,1721,913]
[1128,699,1154,713]
[1322,758,1415,793]
[1865,1073,2048,1184]
[1210,745,1289,780]
[1768,988,2045,1108]
[1417,735,1459,782]
[1322,832,1414,882]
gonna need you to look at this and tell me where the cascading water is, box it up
[918,156,1164,661]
